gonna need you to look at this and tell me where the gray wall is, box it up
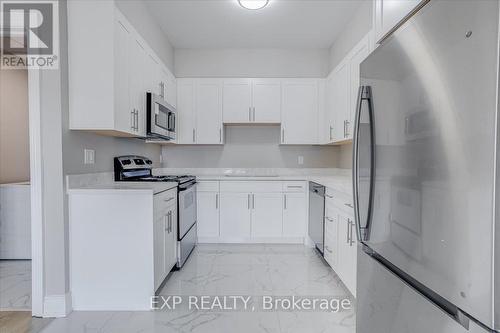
[175,48,331,78]
[162,126,339,168]
[329,0,373,72]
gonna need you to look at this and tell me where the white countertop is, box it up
[67,181,177,195]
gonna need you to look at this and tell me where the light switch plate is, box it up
[298,156,304,165]
[84,149,95,165]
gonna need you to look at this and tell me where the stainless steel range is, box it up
[114,156,197,268]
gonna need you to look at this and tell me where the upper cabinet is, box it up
[223,79,281,124]
[176,78,223,145]
[323,32,372,144]
[68,0,175,138]
[373,0,427,43]
[281,79,322,145]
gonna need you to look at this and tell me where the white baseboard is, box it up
[43,292,72,318]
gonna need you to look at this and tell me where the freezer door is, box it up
[357,249,490,333]
[354,0,499,329]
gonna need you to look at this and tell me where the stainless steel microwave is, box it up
[146,92,176,141]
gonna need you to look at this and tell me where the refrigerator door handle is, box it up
[353,85,376,243]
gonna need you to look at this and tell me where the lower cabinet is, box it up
[219,193,252,240]
[282,193,307,238]
[324,189,357,297]
[153,190,177,291]
[251,193,283,238]
[198,181,307,243]
[197,191,220,238]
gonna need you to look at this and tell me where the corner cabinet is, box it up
[176,78,223,145]
[281,79,322,145]
[68,0,175,138]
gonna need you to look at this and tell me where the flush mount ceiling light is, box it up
[238,0,269,10]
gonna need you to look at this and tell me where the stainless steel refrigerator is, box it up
[353,1,500,332]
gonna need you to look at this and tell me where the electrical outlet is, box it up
[84,149,95,165]
[298,156,304,165]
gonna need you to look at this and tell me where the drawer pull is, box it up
[325,194,334,199]
[164,197,174,203]
[344,203,353,208]
[287,185,303,189]
[325,246,332,254]
[325,216,334,222]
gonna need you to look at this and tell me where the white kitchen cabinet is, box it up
[223,79,281,124]
[176,78,223,145]
[331,60,350,142]
[373,0,425,43]
[129,37,148,136]
[251,79,281,123]
[162,67,177,108]
[219,193,252,240]
[251,193,283,238]
[282,193,307,238]
[337,213,357,297]
[153,214,166,291]
[68,1,174,138]
[197,191,220,239]
[177,79,196,144]
[281,79,320,144]
[223,79,253,123]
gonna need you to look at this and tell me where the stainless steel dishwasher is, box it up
[308,182,325,255]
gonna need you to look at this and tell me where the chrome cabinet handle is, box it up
[192,128,196,143]
[287,185,303,189]
[325,216,333,222]
[219,128,222,143]
[252,107,256,121]
[252,194,255,209]
[344,203,353,208]
[164,197,174,203]
[325,194,333,199]
[329,125,333,141]
[346,219,350,244]
[215,193,219,209]
[135,110,139,131]
[325,246,332,254]
[349,220,355,246]
[343,120,346,138]
[248,194,251,209]
[249,107,251,121]
[284,194,287,209]
[131,110,135,130]
[345,120,350,137]
[281,128,285,143]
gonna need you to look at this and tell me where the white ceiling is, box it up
[144,0,367,49]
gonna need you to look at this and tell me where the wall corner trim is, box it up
[43,292,72,318]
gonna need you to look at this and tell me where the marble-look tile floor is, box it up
[0,260,32,310]
[40,244,356,333]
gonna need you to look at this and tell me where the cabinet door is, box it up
[374,0,424,43]
[219,193,251,240]
[147,54,161,95]
[325,73,335,143]
[113,17,133,134]
[197,192,220,238]
[324,204,339,269]
[332,61,350,142]
[129,38,148,136]
[176,79,196,144]
[252,79,281,123]
[223,79,252,123]
[164,69,177,108]
[196,79,223,144]
[251,193,283,238]
[337,213,357,296]
[281,80,319,144]
[348,35,371,140]
[165,207,177,271]
[282,193,306,238]
[153,215,166,290]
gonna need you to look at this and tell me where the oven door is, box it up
[178,182,197,240]
[147,93,176,140]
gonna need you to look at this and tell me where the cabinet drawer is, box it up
[325,188,353,214]
[282,181,306,193]
[219,181,283,193]
[197,181,219,192]
[154,188,177,216]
